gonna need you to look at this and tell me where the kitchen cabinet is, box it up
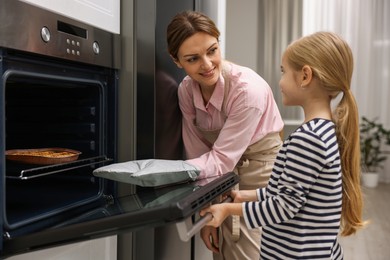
[7,237,116,260]
[20,0,120,33]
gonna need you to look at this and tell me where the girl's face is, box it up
[279,55,303,106]
[175,32,221,89]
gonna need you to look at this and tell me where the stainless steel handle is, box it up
[176,196,233,242]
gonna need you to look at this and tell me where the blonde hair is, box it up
[284,31,365,236]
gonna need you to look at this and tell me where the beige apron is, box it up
[199,128,281,260]
[195,62,282,260]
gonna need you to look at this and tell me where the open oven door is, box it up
[1,172,239,258]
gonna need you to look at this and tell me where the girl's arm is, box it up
[199,189,258,227]
[231,189,258,203]
[200,202,242,228]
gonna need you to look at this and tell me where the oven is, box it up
[1,0,238,259]
[1,49,117,253]
[1,0,119,256]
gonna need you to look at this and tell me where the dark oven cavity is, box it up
[1,49,117,237]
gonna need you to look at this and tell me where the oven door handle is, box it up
[176,196,233,242]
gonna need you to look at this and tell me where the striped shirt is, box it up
[243,119,343,259]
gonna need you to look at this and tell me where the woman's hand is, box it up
[200,226,220,254]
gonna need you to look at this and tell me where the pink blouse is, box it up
[178,62,283,179]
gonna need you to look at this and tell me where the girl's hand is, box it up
[200,204,229,227]
[200,202,243,228]
[200,226,220,254]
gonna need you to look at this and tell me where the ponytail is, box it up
[334,90,366,236]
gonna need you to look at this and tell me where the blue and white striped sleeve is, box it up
[242,130,329,228]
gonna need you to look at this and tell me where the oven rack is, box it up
[6,156,112,180]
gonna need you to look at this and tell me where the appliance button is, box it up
[92,41,100,55]
[41,27,51,42]
[67,39,71,44]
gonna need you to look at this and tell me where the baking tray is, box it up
[5,148,82,165]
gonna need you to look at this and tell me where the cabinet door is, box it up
[21,0,120,33]
[7,237,117,260]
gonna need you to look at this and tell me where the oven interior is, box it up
[2,54,116,233]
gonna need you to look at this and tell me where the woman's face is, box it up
[279,55,302,106]
[175,32,221,89]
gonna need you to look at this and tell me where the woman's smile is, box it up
[200,68,216,78]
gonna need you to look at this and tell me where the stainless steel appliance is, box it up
[129,0,221,259]
[1,0,237,259]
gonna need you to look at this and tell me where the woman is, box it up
[167,11,283,260]
[200,31,367,259]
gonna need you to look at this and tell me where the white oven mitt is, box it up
[93,159,200,187]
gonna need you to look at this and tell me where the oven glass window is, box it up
[4,72,108,231]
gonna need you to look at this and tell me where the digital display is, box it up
[57,21,87,39]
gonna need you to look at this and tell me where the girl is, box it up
[200,31,366,259]
[167,11,283,260]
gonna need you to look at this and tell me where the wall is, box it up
[225,0,303,138]
[199,0,227,57]
[225,0,259,70]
